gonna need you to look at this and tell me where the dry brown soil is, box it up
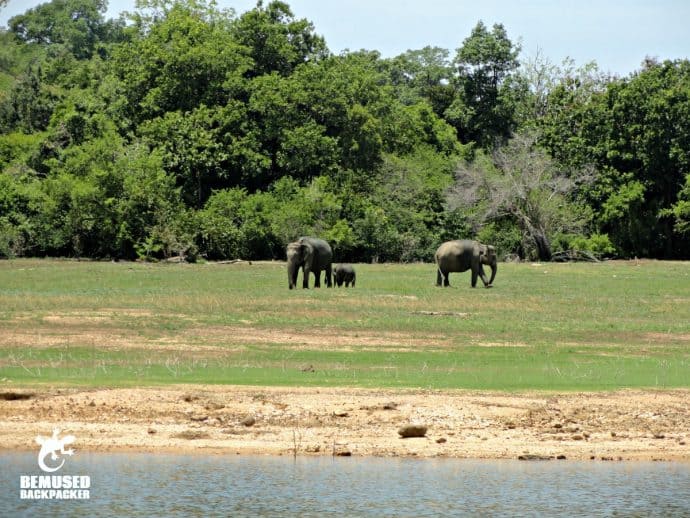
[1,385,688,461]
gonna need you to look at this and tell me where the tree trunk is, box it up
[518,213,553,262]
[532,230,552,262]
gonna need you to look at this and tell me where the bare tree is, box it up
[447,130,594,261]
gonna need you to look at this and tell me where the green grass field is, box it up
[0,258,688,391]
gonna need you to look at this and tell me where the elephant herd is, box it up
[286,237,356,289]
[286,237,497,289]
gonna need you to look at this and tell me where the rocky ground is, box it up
[1,385,688,461]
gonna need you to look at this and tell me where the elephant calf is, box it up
[435,239,497,288]
[333,263,356,287]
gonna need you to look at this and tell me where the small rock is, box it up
[398,425,427,438]
[610,431,617,437]
[653,433,665,439]
[333,411,349,417]
[556,454,566,460]
[571,434,584,441]
[382,402,398,410]
[518,454,552,461]
[147,428,156,434]
[553,423,563,429]
[190,414,208,422]
[335,450,352,457]
[436,437,447,444]
[241,416,256,427]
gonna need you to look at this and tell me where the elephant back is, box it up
[298,237,333,266]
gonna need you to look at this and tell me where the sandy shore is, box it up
[1,385,688,461]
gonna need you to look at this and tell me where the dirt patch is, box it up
[0,385,687,460]
[189,326,449,350]
[644,333,690,343]
[0,328,241,354]
[0,315,450,353]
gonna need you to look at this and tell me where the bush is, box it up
[569,233,617,258]
[476,221,523,260]
[197,189,247,260]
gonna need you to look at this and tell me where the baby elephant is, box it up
[333,263,356,287]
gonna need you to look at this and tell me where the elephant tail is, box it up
[436,267,443,286]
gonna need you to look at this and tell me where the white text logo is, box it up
[19,428,90,500]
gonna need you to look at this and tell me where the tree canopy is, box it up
[0,0,688,261]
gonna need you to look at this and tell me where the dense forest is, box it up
[1,0,689,262]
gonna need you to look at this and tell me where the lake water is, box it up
[1,452,689,517]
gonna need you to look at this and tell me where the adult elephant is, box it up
[286,237,333,289]
[435,240,497,288]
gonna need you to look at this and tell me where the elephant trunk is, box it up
[488,261,497,285]
[288,263,298,289]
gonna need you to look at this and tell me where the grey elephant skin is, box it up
[435,240,497,288]
[286,237,333,289]
[333,263,356,287]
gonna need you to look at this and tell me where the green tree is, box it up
[231,0,328,77]
[0,64,56,132]
[665,174,690,234]
[111,0,251,122]
[8,0,119,59]
[140,105,235,207]
[540,59,690,258]
[384,46,455,117]
[448,21,521,147]
[197,188,246,259]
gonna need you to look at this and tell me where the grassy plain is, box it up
[0,258,688,391]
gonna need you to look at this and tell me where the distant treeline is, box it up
[1,0,689,261]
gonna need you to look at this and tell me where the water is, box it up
[1,452,689,517]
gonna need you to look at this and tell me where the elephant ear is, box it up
[300,240,312,257]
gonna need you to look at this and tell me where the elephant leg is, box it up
[302,267,310,289]
[314,271,321,288]
[471,269,478,288]
[478,265,491,288]
[437,268,450,287]
[325,265,333,287]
